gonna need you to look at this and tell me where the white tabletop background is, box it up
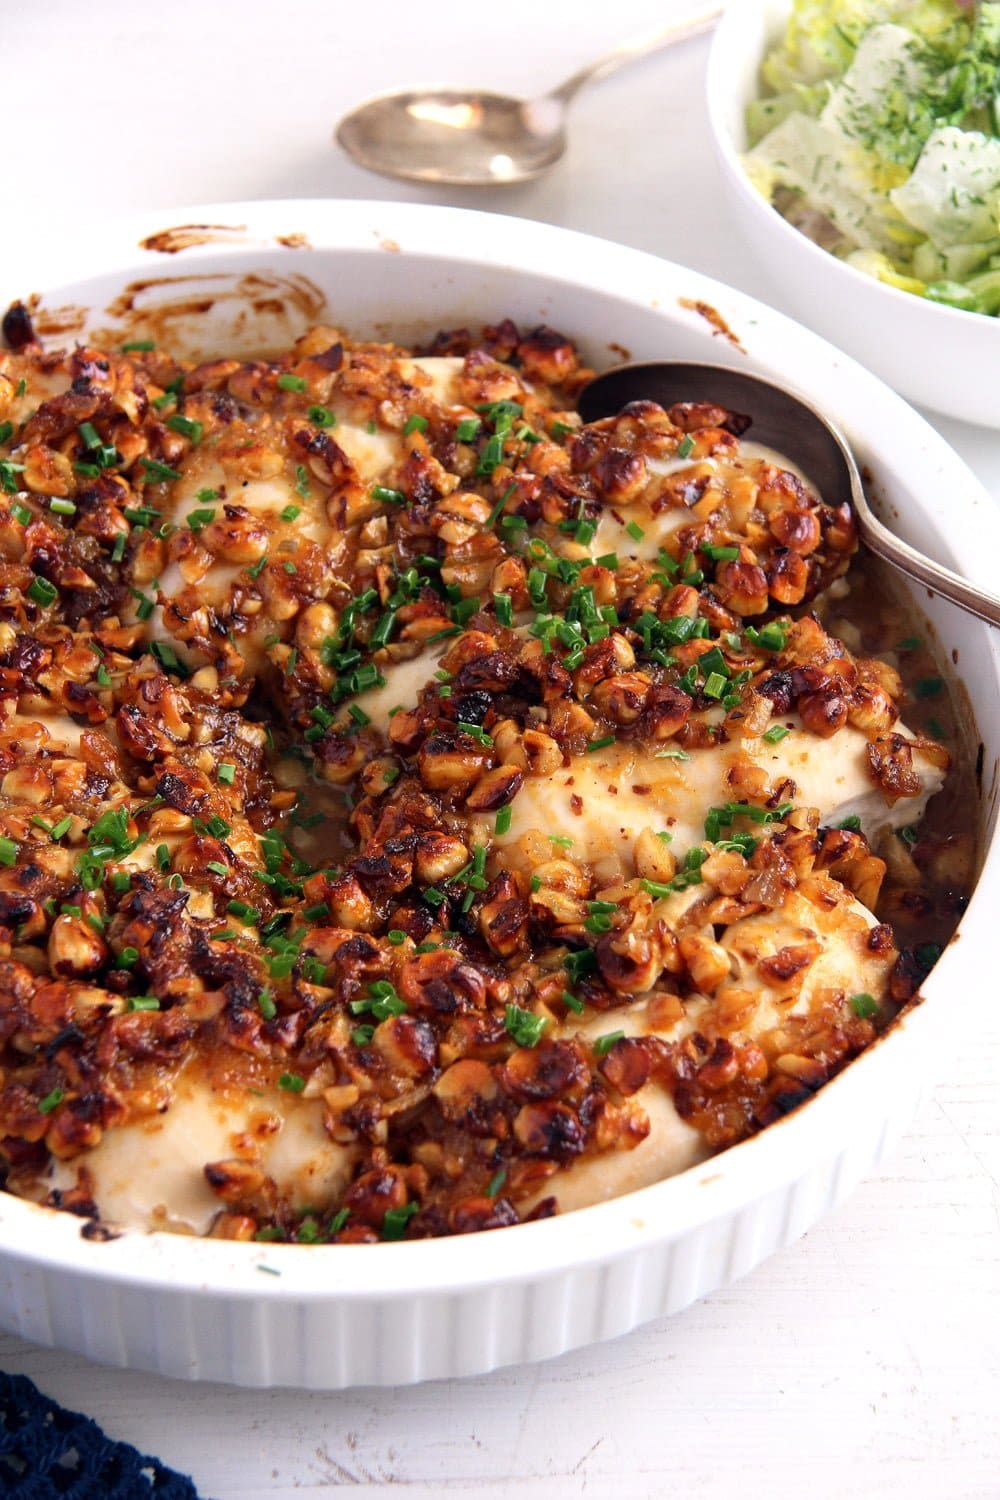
[3,3,999,1496]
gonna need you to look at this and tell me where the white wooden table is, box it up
[3,4,999,1496]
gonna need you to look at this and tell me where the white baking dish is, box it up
[0,199,996,1389]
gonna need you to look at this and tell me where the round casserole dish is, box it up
[0,199,996,1390]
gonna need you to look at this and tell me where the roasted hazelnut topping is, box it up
[0,312,968,1245]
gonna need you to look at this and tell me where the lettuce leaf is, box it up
[819,24,939,172]
[761,0,968,94]
[747,112,905,252]
[890,126,1000,246]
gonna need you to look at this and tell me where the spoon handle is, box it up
[547,5,724,105]
[856,501,1000,629]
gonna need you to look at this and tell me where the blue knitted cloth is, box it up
[0,1372,201,1498]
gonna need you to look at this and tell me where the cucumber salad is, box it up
[746,1,1000,316]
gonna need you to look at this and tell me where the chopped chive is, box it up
[218,763,236,784]
[493,593,514,628]
[111,533,127,562]
[486,483,518,529]
[594,1030,625,1057]
[456,720,492,748]
[849,992,878,1020]
[372,484,406,506]
[123,504,161,529]
[586,735,616,753]
[38,1088,64,1114]
[676,434,695,459]
[584,912,613,934]
[277,373,307,392]
[915,677,944,699]
[127,995,160,1012]
[49,497,76,516]
[402,413,427,435]
[28,576,58,607]
[139,457,182,483]
[308,405,335,427]
[495,806,512,836]
[625,521,645,542]
[278,1071,306,1092]
[130,588,154,621]
[280,503,301,522]
[166,414,203,444]
[258,990,277,1021]
[294,465,310,498]
[121,339,155,352]
[150,641,189,677]
[456,417,481,442]
[0,459,27,492]
[745,621,788,653]
[504,1003,547,1049]
[762,724,791,745]
[381,1201,419,1240]
[486,1167,507,1198]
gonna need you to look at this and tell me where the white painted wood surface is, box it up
[2,4,998,1495]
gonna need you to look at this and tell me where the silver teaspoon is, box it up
[334,6,722,187]
[578,360,1000,630]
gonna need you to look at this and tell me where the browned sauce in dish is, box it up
[0,307,974,1243]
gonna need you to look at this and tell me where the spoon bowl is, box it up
[579,360,1000,630]
[335,89,567,186]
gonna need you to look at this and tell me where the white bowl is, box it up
[1,199,997,1390]
[707,0,1000,428]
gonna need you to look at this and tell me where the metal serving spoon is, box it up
[334,6,722,186]
[578,361,1000,629]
